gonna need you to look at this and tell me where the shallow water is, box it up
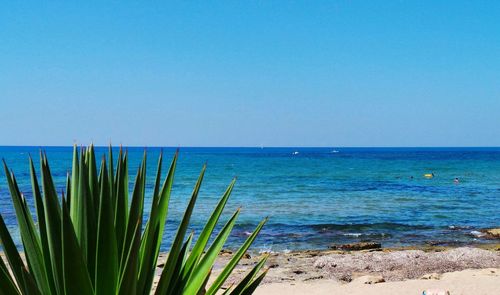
[0,147,499,251]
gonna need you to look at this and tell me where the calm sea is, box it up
[1,147,499,251]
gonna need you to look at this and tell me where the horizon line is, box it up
[0,145,499,149]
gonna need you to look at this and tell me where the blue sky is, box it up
[1,1,499,147]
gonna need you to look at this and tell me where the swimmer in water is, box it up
[454,177,459,184]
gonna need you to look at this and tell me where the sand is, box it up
[4,245,500,294]
[254,268,500,295]
[207,245,500,294]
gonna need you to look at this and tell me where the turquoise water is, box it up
[1,147,499,251]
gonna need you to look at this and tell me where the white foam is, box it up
[470,230,486,238]
[343,233,362,237]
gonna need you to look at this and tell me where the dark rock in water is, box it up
[426,241,448,246]
[425,240,466,247]
[329,242,381,251]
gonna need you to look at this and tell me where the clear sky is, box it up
[1,1,499,147]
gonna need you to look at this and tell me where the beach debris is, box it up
[329,242,382,251]
[303,275,324,281]
[314,247,500,281]
[422,289,450,295]
[292,270,305,275]
[478,268,497,276]
[354,275,385,284]
[338,274,352,282]
[420,273,441,280]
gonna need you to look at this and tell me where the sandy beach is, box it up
[3,244,500,294]
[254,269,500,295]
[154,244,500,294]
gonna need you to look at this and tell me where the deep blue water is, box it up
[0,146,499,252]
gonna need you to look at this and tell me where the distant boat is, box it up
[331,150,339,153]
[292,151,299,155]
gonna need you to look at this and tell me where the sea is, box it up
[0,146,499,252]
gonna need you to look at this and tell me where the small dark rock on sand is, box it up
[220,249,233,256]
[356,275,385,284]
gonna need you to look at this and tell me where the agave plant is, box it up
[0,145,268,295]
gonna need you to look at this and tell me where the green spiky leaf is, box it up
[0,146,267,295]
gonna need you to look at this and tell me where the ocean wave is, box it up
[342,232,391,238]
